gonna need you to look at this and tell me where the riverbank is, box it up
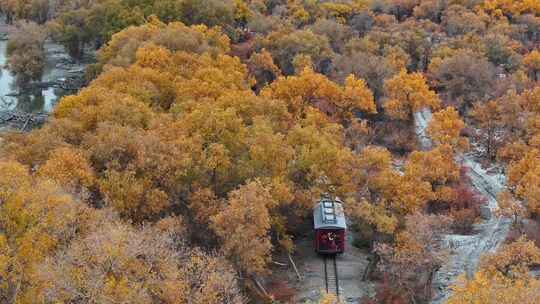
[0,110,48,131]
[0,21,91,132]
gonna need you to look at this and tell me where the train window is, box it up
[325,214,336,222]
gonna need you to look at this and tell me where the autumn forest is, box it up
[0,0,539,303]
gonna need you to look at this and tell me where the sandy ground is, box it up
[293,231,374,303]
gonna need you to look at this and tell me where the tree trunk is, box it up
[288,253,302,281]
[362,253,379,281]
[424,266,439,302]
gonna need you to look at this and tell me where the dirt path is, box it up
[415,109,512,303]
[293,232,373,303]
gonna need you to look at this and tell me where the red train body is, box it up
[313,197,347,254]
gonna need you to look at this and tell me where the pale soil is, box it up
[292,231,374,303]
[415,109,512,304]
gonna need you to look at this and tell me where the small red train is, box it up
[313,196,346,254]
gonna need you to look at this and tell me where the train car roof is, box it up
[313,198,347,230]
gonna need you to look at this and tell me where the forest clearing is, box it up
[0,1,539,303]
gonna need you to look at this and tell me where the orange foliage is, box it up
[261,67,376,122]
[523,50,540,80]
[2,3,539,301]
[211,181,274,276]
[449,237,540,304]
[37,147,95,192]
[427,106,468,151]
[507,149,540,215]
[383,70,440,121]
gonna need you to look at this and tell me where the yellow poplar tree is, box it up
[523,50,540,81]
[211,181,274,276]
[427,106,468,151]
[383,70,440,121]
[261,67,375,122]
[449,237,540,304]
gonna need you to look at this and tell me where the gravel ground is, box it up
[293,231,374,303]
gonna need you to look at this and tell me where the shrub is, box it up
[6,21,47,86]
[506,219,540,248]
[362,274,411,304]
[428,166,486,234]
[449,171,486,233]
[450,208,477,235]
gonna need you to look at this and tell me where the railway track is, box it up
[323,255,340,298]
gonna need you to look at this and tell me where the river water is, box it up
[0,38,85,113]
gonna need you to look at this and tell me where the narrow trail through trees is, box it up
[415,109,512,303]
